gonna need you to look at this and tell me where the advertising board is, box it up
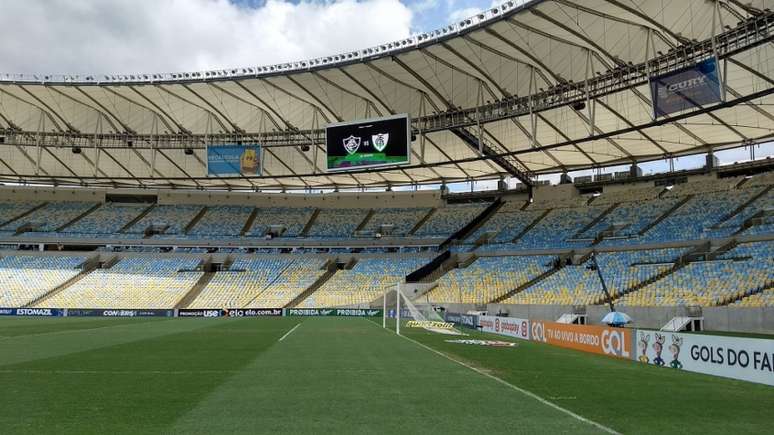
[479,315,530,340]
[635,330,774,386]
[530,321,632,359]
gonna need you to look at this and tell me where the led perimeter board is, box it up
[325,114,411,171]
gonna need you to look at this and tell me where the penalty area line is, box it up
[278,322,301,342]
[396,333,621,435]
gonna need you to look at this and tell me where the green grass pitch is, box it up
[0,316,772,434]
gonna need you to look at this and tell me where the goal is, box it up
[381,283,462,335]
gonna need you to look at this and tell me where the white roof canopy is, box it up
[0,0,772,190]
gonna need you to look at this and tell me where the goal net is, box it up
[381,284,462,335]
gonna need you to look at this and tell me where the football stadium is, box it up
[1,0,774,433]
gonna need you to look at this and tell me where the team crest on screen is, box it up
[371,133,389,152]
[342,135,361,155]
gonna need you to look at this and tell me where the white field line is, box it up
[392,328,621,435]
[278,322,301,342]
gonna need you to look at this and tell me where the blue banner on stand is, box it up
[651,58,722,117]
[207,144,261,176]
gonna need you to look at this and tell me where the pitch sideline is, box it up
[374,320,621,435]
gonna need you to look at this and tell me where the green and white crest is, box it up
[371,133,389,152]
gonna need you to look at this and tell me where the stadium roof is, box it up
[0,0,772,190]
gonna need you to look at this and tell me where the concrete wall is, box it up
[0,185,443,209]
[532,183,578,203]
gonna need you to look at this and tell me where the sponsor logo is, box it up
[531,321,631,359]
[16,308,54,316]
[102,310,136,317]
[371,133,389,152]
[602,329,630,358]
[407,320,455,330]
[227,309,283,317]
[661,76,708,96]
[342,135,361,155]
[445,312,462,324]
[460,314,477,328]
[178,309,222,318]
[0,308,14,315]
[287,308,381,317]
[531,321,546,342]
[445,339,517,348]
[336,309,367,317]
[481,315,530,340]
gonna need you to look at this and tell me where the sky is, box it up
[0,0,769,189]
[0,0,503,75]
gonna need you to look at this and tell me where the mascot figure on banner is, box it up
[669,335,683,369]
[652,333,666,366]
[638,332,650,364]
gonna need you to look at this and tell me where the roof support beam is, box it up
[0,88,65,132]
[392,53,533,185]
[129,86,189,134]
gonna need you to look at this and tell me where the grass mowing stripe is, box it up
[0,318,160,340]
[171,317,602,434]
[278,322,301,341]
[0,318,215,368]
[0,369,242,375]
[0,317,161,338]
[0,318,299,434]
[394,330,621,435]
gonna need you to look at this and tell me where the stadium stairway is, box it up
[406,250,459,283]
[712,185,772,229]
[636,195,693,236]
[354,209,375,233]
[407,208,437,235]
[511,208,551,242]
[55,203,101,232]
[605,244,709,304]
[726,280,774,306]
[23,257,100,308]
[119,203,156,233]
[299,209,321,237]
[488,256,566,304]
[439,199,502,251]
[175,271,216,309]
[183,206,208,234]
[284,260,337,308]
[571,203,620,239]
[239,207,259,236]
[0,202,47,229]
[734,210,774,235]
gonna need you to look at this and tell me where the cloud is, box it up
[0,0,413,75]
[409,0,439,13]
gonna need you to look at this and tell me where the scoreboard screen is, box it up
[325,114,410,171]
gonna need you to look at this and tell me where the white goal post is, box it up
[382,283,461,335]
